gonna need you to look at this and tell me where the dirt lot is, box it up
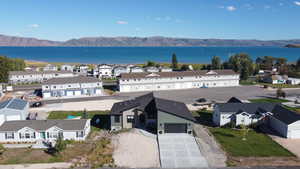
[112,129,160,168]
[30,99,122,119]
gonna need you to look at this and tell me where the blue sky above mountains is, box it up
[1,0,300,41]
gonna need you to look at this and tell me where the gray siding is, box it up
[157,110,193,134]
[110,115,122,130]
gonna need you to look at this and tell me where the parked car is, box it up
[30,101,43,108]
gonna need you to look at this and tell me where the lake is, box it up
[0,46,299,64]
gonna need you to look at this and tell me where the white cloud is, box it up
[28,24,39,28]
[116,21,128,25]
[294,1,300,6]
[226,6,236,11]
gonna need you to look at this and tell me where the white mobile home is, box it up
[0,119,90,144]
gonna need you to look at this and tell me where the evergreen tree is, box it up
[171,53,178,69]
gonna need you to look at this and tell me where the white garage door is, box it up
[66,91,74,96]
[95,89,102,95]
[74,91,81,96]
[7,115,21,121]
[43,92,51,98]
[0,115,5,125]
[290,130,300,139]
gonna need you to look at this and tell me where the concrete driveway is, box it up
[158,133,209,168]
[271,136,300,157]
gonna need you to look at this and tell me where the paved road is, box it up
[30,85,300,105]
[158,134,209,168]
[118,86,300,103]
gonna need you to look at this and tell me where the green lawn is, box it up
[239,80,257,85]
[47,111,109,119]
[209,128,294,157]
[249,98,289,103]
[192,109,213,126]
[258,83,300,88]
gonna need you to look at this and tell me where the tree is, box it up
[0,56,25,83]
[211,56,221,69]
[297,58,300,71]
[276,88,286,98]
[83,108,88,119]
[180,64,189,71]
[171,53,178,69]
[145,61,156,67]
[228,53,254,80]
[54,136,67,154]
[0,144,6,155]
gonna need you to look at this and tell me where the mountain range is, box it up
[1,34,300,47]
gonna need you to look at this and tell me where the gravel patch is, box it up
[112,129,160,168]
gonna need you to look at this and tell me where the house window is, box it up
[115,116,120,123]
[127,115,134,123]
[76,131,84,138]
[5,132,14,139]
[47,132,63,138]
[19,131,35,139]
[53,86,56,89]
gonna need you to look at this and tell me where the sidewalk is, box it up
[0,162,71,169]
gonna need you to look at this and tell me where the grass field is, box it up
[209,128,294,157]
[249,98,289,103]
[47,110,109,119]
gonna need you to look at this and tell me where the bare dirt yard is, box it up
[112,129,160,168]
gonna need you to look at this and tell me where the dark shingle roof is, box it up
[110,92,195,122]
[120,70,238,79]
[43,76,101,85]
[227,97,243,103]
[272,105,300,125]
[0,119,88,132]
[0,98,27,110]
[216,103,278,114]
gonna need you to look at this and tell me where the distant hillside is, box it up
[0,34,61,46]
[285,44,300,48]
[1,34,300,47]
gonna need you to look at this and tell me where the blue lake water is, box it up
[0,47,299,64]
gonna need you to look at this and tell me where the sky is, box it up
[0,0,300,41]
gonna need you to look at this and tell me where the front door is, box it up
[40,132,46,139]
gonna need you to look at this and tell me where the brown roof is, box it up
[9,70,73,76]
[42,76,101,85]
[120,70,238,79]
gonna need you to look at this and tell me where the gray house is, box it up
[0,98,29,126]
[110,93,195,134]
